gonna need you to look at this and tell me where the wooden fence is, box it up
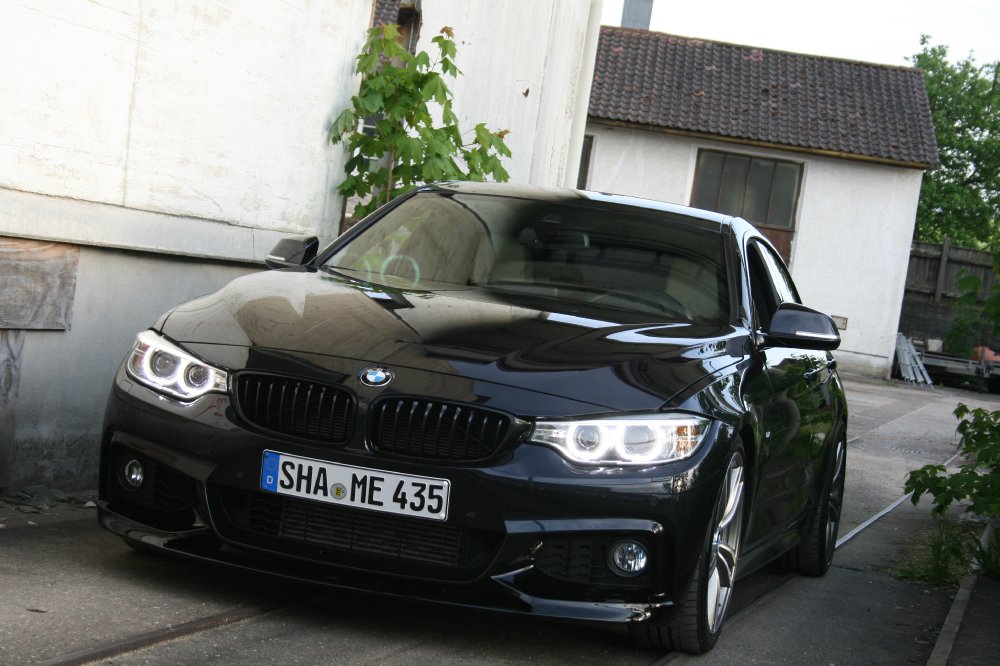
[905,239,995,304]
[900,239,997,351]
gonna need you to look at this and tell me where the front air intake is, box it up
[368,397,511,462]
[232,373,355,444]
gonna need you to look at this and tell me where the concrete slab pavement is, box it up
[946,575,1000,665]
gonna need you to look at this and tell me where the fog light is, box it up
[609,540,648,577]
[121,457,145,490]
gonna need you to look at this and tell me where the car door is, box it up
[743,239,836,547]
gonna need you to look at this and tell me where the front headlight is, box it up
[125,330,228,401]
[530,414,711,465]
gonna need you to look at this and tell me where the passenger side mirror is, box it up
[265,236,319,269]
[766,303,841,350]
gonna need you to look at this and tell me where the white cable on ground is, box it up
[836,450,962,550]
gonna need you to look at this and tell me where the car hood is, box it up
[159,269,747,411]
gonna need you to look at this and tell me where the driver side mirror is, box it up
[766,303,841,350]
[265,236,319,270]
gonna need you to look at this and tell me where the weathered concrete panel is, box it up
[0,0,138,204]
[0,0,372,239]
[0,237,79,329]
[0,187,288,262]
[0,330,24,492]
[121,1,371,237]
[5,245,255,492]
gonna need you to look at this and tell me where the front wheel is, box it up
[630,443,746,654]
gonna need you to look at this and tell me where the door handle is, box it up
[803,368,820,381]
[827,358,837,371]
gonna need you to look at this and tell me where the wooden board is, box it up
[0,236,80,330]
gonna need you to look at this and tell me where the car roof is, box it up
[422,181,738,230]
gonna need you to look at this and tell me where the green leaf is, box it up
[329,109,357,143]
[440,58,459,77]
[421,75,442,102]
[359,93,384,114]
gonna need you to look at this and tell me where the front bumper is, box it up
[99,365,729,625]
[98,503,665,623]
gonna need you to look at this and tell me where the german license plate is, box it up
[260,450,450,521]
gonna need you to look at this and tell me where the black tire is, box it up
[791,433,846,576]
[630,442,746,654]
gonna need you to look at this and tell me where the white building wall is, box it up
[584,122,923,377]
[418,0,601,188]
[0,0,373,255]
[792,159,923,376]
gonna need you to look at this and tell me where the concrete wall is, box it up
[0,0,373,254]
[419,0,601,188]
[5,248,254,491]
[0,0,603,492]
[0,0,374,493]
[584,122,924,377]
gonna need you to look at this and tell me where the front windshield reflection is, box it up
[323,192,730,324]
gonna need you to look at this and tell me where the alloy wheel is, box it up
[706,452,745,633]
[825,439,846,554]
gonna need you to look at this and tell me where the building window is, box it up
[577,135,594,189]
[373,1,421,53]
[690,149,803,262]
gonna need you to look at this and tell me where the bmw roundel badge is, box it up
[360,366,393,387]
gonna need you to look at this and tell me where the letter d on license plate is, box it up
[260,450,450,521]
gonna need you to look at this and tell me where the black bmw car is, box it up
[99,182,847,654]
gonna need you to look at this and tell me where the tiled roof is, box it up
[589,27,939,168]
[373,0,401,26]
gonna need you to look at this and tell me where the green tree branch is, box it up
[330,25,511,222]
[910,36,1000,249]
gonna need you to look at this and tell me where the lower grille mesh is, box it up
[535,536,609,583]
[246,493,464,566]
[152,464,197,512]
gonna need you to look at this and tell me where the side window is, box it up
[747,244,780,331]
[576,135,594,189]
[748,239,802,331]
[756,243,800,305]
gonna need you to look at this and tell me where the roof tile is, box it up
[589,27,939,167]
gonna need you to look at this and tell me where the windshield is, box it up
[323,191,730,324]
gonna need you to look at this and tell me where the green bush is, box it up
[905,404,1000,578]
[897,517,977,586]
[906,404,1000,518]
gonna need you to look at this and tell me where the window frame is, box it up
[576,135,595,190]
[690,148,804,233]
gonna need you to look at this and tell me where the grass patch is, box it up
[896,517,984,586]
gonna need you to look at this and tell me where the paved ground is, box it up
[948,575,1000,664]
[0,376,996,664]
